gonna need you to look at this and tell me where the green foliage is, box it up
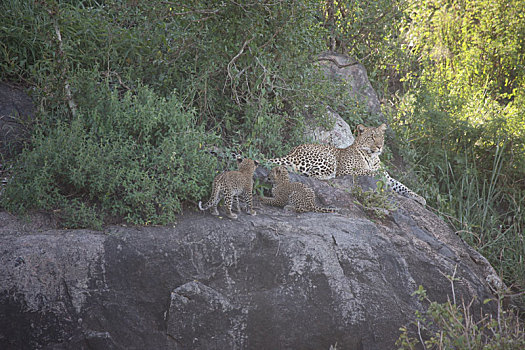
[390,84,525,291]
[1,0,371,156]
[397,286,525,349]
[0,1,53,82]
[386,0,525,293]
[403,0,525,102]
[322,0,409,89]
[253,178,272,198]
[163,0,359,154]
[1,81,218,227]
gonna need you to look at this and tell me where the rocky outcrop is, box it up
[0,73,503,349]
[303,51,384,149]
[317,51,383,118]
[0,175,501,350]
[304,106,355,148]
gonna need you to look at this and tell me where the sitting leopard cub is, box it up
[199,158,258,219]
[260,166,337,213]
[268,124,426,206]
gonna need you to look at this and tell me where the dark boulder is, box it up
[0,83,34,160]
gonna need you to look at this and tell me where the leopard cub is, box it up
[260,166,336,213]
[199,158,258,219]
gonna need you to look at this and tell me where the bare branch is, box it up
[317,56,359,69]
[102,71,131,91]
[53,20,77,118]
[226,37,254,104]
[416,320,427,350]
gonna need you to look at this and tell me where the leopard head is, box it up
[354,123,386,155]
[237,158,259,173]
[268,166,290,185]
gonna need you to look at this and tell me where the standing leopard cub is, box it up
[199,158,258,219]
[260,166,337,213]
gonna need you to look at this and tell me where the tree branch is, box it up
[226,37,254,104]
[53,20,77,118]
[317,56,359,68]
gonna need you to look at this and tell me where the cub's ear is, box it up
[254,160,260,166]
[236,156,243,163]
[356,124,366,135]
[378,123,387,131]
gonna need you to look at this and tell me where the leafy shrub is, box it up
[0,0,370,153]
[1,80,218,227]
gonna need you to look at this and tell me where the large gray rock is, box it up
[0,176,501,350]
[304,106,355,148]
[317,52,383,117]
[302,52,384,149]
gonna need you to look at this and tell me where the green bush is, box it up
[351,181,397,219]
[1,80,218,228]
[1,0,373,228]
[1,0,371,150]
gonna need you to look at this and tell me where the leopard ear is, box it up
[236,156,243,164]
[356,124,366,135]
[254,160,259,166]
[378,123,387,131]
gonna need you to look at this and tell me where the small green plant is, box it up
[61,199,104,230]
[253,178,272,198]
[351,180,397,218]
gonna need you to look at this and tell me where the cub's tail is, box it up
[198,201,209,211]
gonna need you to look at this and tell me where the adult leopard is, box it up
[268,124,426,205]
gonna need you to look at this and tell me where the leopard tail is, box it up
[198,187,221,211]
[198,200,209,211]
[383,171,427,206]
